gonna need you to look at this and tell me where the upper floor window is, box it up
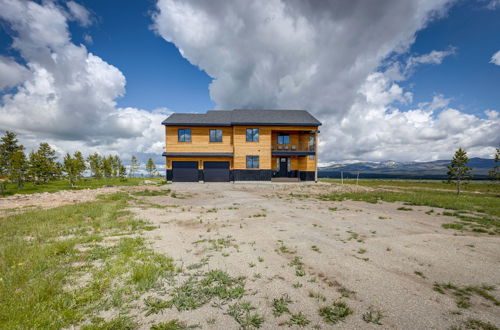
[246,155,259,168]
[209,129,223,142]
[277,134,290,144]
[178,128,191,142]
[309,135,315,151]
[246,128,259,142]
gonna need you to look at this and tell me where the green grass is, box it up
[272,294,292,317]
[1,177,166,197]
[433,282,499,309]
[320,178,500,193]
[318,183,500,234]
[167,270,245,311]
[318,300,353,324]
[0,192,174,329]
[286,312,310,327]
[228,301,264,329]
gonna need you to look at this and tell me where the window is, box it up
[246,156,259,169]
[309,135,315,151]
[178,128,191,142]
[246,128,259,142]
[277,134,290,144]
[309,155,315,160]
[209,129,223,142]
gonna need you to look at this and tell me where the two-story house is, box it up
[161,109,321,182]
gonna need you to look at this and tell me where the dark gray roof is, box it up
[162,109,321,126]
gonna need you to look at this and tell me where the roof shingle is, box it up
[162,109,321,126]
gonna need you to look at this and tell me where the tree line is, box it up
[0,131,159,191]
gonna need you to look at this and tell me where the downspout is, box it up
[315,130,319,183]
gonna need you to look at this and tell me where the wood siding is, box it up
[165,125,318,172]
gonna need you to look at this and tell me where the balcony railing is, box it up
[271,143,315,153]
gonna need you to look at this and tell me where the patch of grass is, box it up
[0,192,173,329]
[275,241,296,254]
[329,207,338,211]
[311,245,321,253]
[308,291,327,302]
[1,177,164,197]
[318,186,500,234]
[82,316,138,330]
[289,256,306,277]
[338,286,356,298]
[144,297,172,316]
[433,282,499,309]
[250,213,266,218]
[414,271,426,279]
[318,301,353,324]
[257,256,264,262]
[457,318,499,330]
[362,307,384,325]
[292,282,303,289]
[272,294,292,317]
[357,248,367,254]
[150,319,189,330]
[286,312,310,327]
[193,236,238,252]
[167,270,245,311]
[228,301,264,329]
[132,189,170,197]
[397,206,413,211]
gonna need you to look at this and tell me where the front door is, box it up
[278,158,288,177]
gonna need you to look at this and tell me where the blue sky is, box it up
[0,0,498,163]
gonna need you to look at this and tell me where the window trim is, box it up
[246,155,259,169]
[209,129,223,143]
[178,128,192,142]
[246,128,259,142]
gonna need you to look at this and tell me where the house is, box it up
[161,109,321,182]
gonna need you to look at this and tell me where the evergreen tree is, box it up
[112,155,121,177]
[102,156,113,178]
[0,131,24,179]
[63,153,78,187]
[28,143,60,184]
[87,153,102,179]
[11,150,27,189]
[73,151,87,180]
[146,158,156,177]
[447,148,472,195]
[119,164,127,181]
[488,145,499,180]
[129,155,139,177]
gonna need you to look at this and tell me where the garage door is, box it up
[204,161,230,182]
[172,161,199,182]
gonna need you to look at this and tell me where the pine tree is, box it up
[129,155,139,177]
[0,131,24,179]
[447,148,472,195]
[146,158,156,177]
[11,150,27,189]
[63,153,78,187]
[28,143,60,184]
[103,156,113,178]
[119,164,127,181]
[488,145,499,180]
[73,151,87,181]
[87,153,102,179]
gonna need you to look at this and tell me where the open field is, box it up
[1,181,499,329]
[0,177,166,197]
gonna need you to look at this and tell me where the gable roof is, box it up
[162,109,321,126]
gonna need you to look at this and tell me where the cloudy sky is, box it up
[0,0,499,165]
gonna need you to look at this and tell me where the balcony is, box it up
[271,143,315,156]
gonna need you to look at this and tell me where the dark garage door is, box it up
[204,161,230,182]
[172,161,199,182]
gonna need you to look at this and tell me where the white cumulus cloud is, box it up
[490,50,500,65]
[0,0,169,163]
[152,0,499,161]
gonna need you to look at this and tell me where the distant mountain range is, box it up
[318,158,496,179]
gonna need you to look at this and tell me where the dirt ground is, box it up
[130,182,500,329]
[2,182,499,329]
